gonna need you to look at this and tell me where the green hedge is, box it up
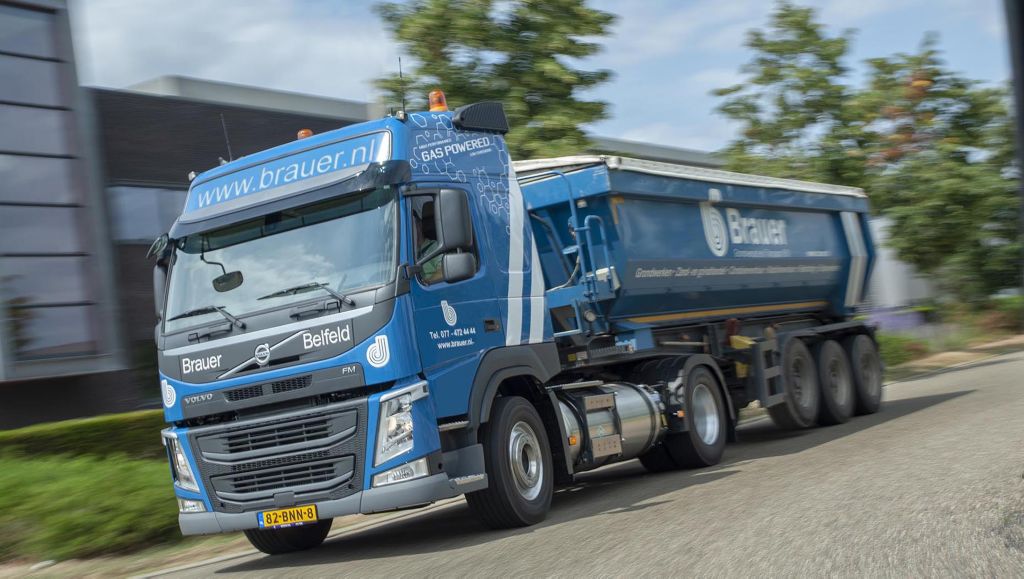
[0,410,167,460]
[0,455,179,561]
[876,332,930,367]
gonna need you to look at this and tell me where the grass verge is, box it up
[0,455,179,562]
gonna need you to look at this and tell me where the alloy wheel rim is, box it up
[692,383,721,446]
[508,420,543,501]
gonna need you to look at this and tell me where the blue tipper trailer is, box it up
[149,97,881,554]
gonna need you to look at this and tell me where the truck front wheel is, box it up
[466,396,553,528]
[243,518,332,555]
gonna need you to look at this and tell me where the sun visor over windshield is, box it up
[170,159,410,239]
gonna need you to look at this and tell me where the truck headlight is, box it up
[375,381,428,466]
[163,433,200,493]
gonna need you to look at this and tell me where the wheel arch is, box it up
[678,354,737,425]
[469,343,560,429]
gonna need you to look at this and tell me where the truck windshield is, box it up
[163,187,396,334]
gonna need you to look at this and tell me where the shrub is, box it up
[0,455,179,561]
[876,332,930,366]
[986,296,1024,331]
[0,410,166,460]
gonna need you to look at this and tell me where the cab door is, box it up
[406,188,505,419]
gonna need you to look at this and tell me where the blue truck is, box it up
[149,96,880,554]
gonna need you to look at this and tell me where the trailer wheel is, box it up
[466,396,553,528]
[845,334,883,415]
[814,340,854,425]
[767,338,819,429]
[243,519,332,555]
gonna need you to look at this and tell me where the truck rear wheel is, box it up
[815,340,854,425]
[466,396,553,528]
[667,366,727,468]
[845,334,883,415]
[243,519,332,555]
[768,338,819,430]
[637,361,726,471]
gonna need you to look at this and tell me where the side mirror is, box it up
[213,271,244,293]
[435,189,473,253]
[153,265,167,320]
[442,253,477,284]
[147,233,169,260]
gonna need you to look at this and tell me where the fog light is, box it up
[373,457,429,487]
[178,498,206,513]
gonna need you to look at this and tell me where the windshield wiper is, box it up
[257,282,355,306]
[167,305,246,329]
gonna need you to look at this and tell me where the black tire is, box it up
[636,360,727,471]
[638,443,677,472]
[767,338,820,430]
[814,340,855,425]
[466,396,553,528]
[665,366,727,468]
[243,518,332,555]
[845,334,883,415]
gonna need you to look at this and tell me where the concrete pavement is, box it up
[153,351,1024,577]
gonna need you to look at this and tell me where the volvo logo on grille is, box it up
[254,343,271,366]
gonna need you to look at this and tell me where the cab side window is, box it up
[411,193,477,285]
[411,196,443,284]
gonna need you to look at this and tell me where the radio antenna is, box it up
[219,113,234,162]
[398,56,407,112]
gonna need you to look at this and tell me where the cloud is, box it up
[591,0,770,65]
[69,0,398,102]
[614,115,740,152]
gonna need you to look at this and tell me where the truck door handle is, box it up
[484,319,500,332]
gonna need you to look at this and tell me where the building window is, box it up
[107,186,188,242]
[0,4,56,59]
[8,305,97,360]
[0,206,84,254]
[0,104,72,156]
[0,54,64,107]
[0,256,91,304]
[0,155,79,204]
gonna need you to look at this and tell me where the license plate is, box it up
[257,505,318,529]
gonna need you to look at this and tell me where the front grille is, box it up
[224,375,312,403]
[230,450,331,472]
[271,376,312,394]
[189,399,366,513]
[225,384,263,402]
[212,457,354,496]
[223,419,331,454]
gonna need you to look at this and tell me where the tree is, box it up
[712,1,866,187]
[714,2,1020,301]
[375,0,615,158]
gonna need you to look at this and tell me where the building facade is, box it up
[0,1,135,428]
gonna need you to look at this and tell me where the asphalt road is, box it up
[157,351,1024,578]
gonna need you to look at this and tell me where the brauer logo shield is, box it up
[700,202,729,257]
[366,335,390,368]
[441,300,458,327]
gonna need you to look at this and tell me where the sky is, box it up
[70,0,1011,153]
